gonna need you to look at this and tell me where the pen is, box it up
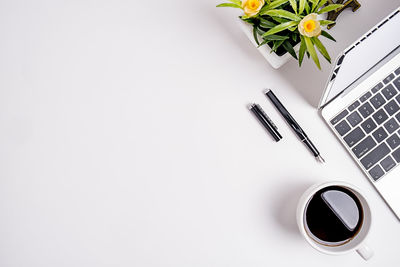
[265,89,325,163]
[248,103,282,142]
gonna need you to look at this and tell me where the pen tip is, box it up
[316,155,325,163]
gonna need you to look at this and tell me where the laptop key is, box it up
[380,155,396,172]
[383,99,400,115]
[386,133,400,149]
[395,66,400,75]
[358,102,374,118]
[370,93,386,108]
[348,100,360,111]
[331,110,349,125]
[396,93,400,103]
[372,127,388,143]
[360,143,390,170]
[369,165,385,181]
[392,147,400,163]
[372,109,388,125]
[381,84,397,100]
[335,120,351,136]
[371,82,383,93]
[361,118,377,134]
[343,127,365,147]
[360,92,372,102]
[384,118,399,134]
[393,76,400,90]
[383,73,395,84]
[352,136,376,158]
[346,111,363,127]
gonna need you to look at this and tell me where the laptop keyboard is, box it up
[330,65,400,181]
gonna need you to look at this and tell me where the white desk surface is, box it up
[1,0,399,266]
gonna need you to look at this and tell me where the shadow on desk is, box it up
[270,181,314,236]
[278,59,332,108]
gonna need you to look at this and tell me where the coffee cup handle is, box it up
[356,244,374,260]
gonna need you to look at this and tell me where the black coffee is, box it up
[305,186,363,246]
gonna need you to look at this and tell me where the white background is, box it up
[0,0,399,266]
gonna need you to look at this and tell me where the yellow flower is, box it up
[242,0,265,17]
[298,13,321,37]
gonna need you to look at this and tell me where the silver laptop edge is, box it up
[319,7,400,110]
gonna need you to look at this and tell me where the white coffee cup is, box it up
[296,181,373,260]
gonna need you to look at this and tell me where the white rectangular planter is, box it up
[238,19,300,69]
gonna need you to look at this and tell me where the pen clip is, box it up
[249,103,282,142]
[258,105,279,131]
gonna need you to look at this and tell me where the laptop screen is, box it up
[321,9,400,108]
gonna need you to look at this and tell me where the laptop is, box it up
[319,7,400,220]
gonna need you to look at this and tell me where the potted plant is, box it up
[217,0,343,69]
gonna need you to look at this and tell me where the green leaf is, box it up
[272,16,290,23]
[258,39,271,47]
[216,3,241,8]
[317,4,343,14]
[315,0,327,12]
[299,0,306,14]
[256,28,266,36]
[312,37,331,63]
[253,26,260,45]
[291,32,297,42]
[260,0,289,14]
[259,17,276,28]
[321,30,336,41]
[304,36,321,69]
[258,35,289,47]
[319,20,335,26]
[309,0,319,12]
[241,16,257,24]
[289,0,297,14]
[263,35,290,41]
[228,0,242,5]
[282,40,298,59]
[272,40,285,52]
[298,35,306,66]
[263,9,301,21]
[262,21,298,37]
[304,1,310,13]
[268,0,289,9]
